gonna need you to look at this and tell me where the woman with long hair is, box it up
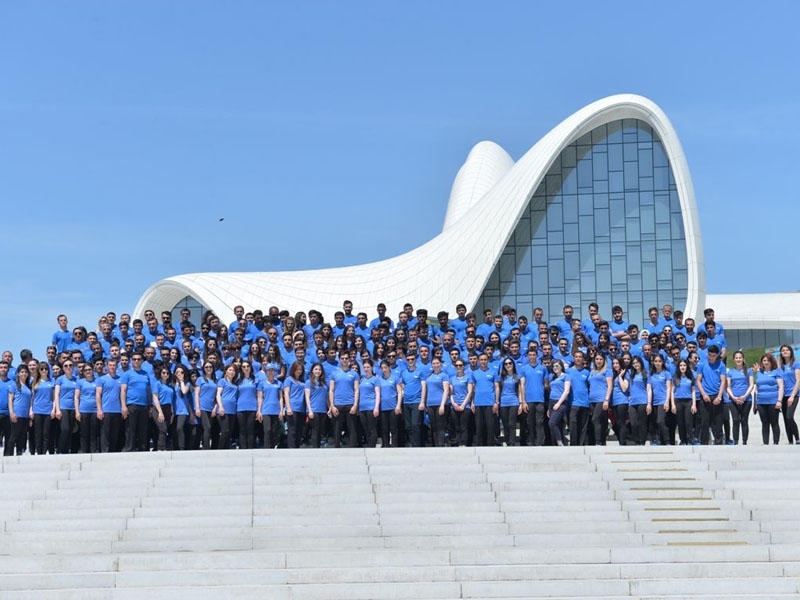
[53,359,78,454]
[449,359,474,447]
[753,353,784,445]
[215,363,238,449]
[358,359,381,448]
[256,364,283,449]
[75,363,99,453]
[726,351,754,445]
[305,363,328,448]
[610,357,630,446]
[377,360,403,448]
[628,356,648,445]
[647,354,673,445]
[173,364,194,450]
[671,359,697,445]
[283,361,307,448]
[31,362,54,455]
[496,357,524,446]
[151,366,176,451]
[264,345,286,381]
[778,344,800,444]
[588,353,612,445]
[547,359,571,447]
[420,357,450,447]
[236,361,259,449]
[194,361,220,449]
[8,365,31,456]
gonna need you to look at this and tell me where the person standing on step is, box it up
[778,345,800,444]
[588,353,612,446]
[671,359,697,445]
[726,351,753,445]
[753,353,784,445]
[696,345,727,445]
[646,354,673,445]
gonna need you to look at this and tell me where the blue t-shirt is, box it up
[726,367,752,400]
[378,374,400,412]
[331,368,358,407]
[32,380,55,415]
[698,360,726,396]
[120,369,152,407]
[77,378,98,413]
[520,363,547,403]
[284,377,306,413]
[755,369,781,405]
[306,380,328,413]
[780,362,800,398]
[567,367,590,408]
[359,375,379,411]
[498,375,520,408]
[473,368,498,407]
[217,379,239,415]
[55,375,78,411]
[648,370,669,406]
[549,373,568,404]
[425,371,449,408]
[400,368,424,402]
[154,380,175,408]
[629,373,648,406]
[260,378,282,415]
[588,370,610,404]
[611,372,629,407]
[97,374,122,413]
[237,378,259,412]
[12,384,32,417]
[673,375,695,400]
[449,373,475,407]
[196,377,218,412]
[174,382,193,416]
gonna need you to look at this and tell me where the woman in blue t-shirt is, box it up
[647,354,673,445]
[195,362,220,449]
[283,362,307,449]
[421,357,451,447]
[628,356,649,445]
[778,345,800,444]
[547,360,571,447]
[753,353,784,445]
[377,360,403,448]
[151,366,176,451]
[610,357,630,446]
[173,364,194,450]
[358,359,381,447]
[215,364,238,449]
[588,353,612,446]
[727,351,753,445]
[8,365,31,456]
[449,359,474,447]
[53,359,78,454]
[670,359,696,445]
[236,361,259,449]
[305,363,329,448]
[497,358,523,446]
[31,362,54,455]
[257,364,283,449]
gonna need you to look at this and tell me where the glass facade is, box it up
[476,119,688,328]
[170,295,207,326]
[727,329,800,352]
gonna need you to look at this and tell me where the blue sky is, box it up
[1,1,799,356]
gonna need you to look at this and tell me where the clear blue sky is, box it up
[1,1,798,356]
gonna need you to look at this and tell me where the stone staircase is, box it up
[0,446,799,598]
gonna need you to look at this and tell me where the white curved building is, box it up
[133,94,800,349]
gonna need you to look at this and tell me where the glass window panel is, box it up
[594,193,608,209]
[610,199,625,227]
[639,191,654,205]
[627,274,643,292]
[655,194,670,223]
[625,193,639,219]
[547,229,563,245]
[576,132,592,146]
[580,271,596,293]
[565,278,580,294]
[546,173,563,195]
[593,179,608,193]
[611,241,626,256]
[669,190,681,213]
[607,120,623,143]
[611,255,627,285]
[547,203,563,231]
[592,152,608,180]
[561,169,577,194]
[579,214,594,239]
[624,161,638,190]
[532,267,548,289]
[532,212,547,240]
[563,223,579,244]
[626,245,642,275]
[532,246,548,267]
[565,252,579,279]
[623,142,638,162]
[642,264,657,290]
[656,248,672,279]
[595,242,610,265]
[499,255,516,284]
[577,158,593,189]
[578,193,594,216]
[609,171,623,193]
[654,167,669,189]
[638,148,653,175]
[611,227,626,242]
[639,176,653,191]
[640,205,655,235]
[580,243,595,272]
[592,124,608,144]
[594,209,610,238]
[622,119,638,134]
[656,223,672,241]
[548,244,563,260]
[517,275,532,296]
[561,145,576,168]
[638,122,653,142]
[641,241,656,262]
[514,218,531,247]
[625,216,640,239]
[608,143,623,171]
[563,195,578,223]
[653,141,668,167]
[595,265,611,292]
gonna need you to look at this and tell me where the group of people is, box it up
[0,299,797,455]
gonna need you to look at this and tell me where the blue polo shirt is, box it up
[120,369,152,407]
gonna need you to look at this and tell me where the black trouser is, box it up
[10,418,29,455]
[569,406,589,446]
[286,411,305,448]
[425,405,447,447]
[218,413,234,449]
[127,405,149,451]
[33,414,51,455]
[730,400,751,444]
[58,410,76,454]
[783,396,799,444]
[696,399,712,444]
[175,414,191,450]
[758,404,781,444]
[525,402,546,446]
[665,409,677,445]
[359,410,379,447]
[79,413,100,453]
[200,410,217,449]
[650,404,668,444]
[611,404,629,446]
[473,405,495,447]
[709,401,724,444]
[152,404,174,451]
[100,413,123,452]
[548,402,568,445]
[590,403,607,446]
[333,404,356,448]
[308,412,328,448]
[498,405,518,446]
[401,402,422,447]
[449,406,469,446]
[379,410,399,447]
[262,414,281,448]
[675,399,694,444]
[628,404,647,445]
[236,411,256,449]
[722,404,732,443]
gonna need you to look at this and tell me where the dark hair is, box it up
[672,359,695,386]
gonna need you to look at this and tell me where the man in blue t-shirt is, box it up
[120,352,153,452]
[696,345,727,445]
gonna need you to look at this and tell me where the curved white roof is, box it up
[134,94,706,326]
